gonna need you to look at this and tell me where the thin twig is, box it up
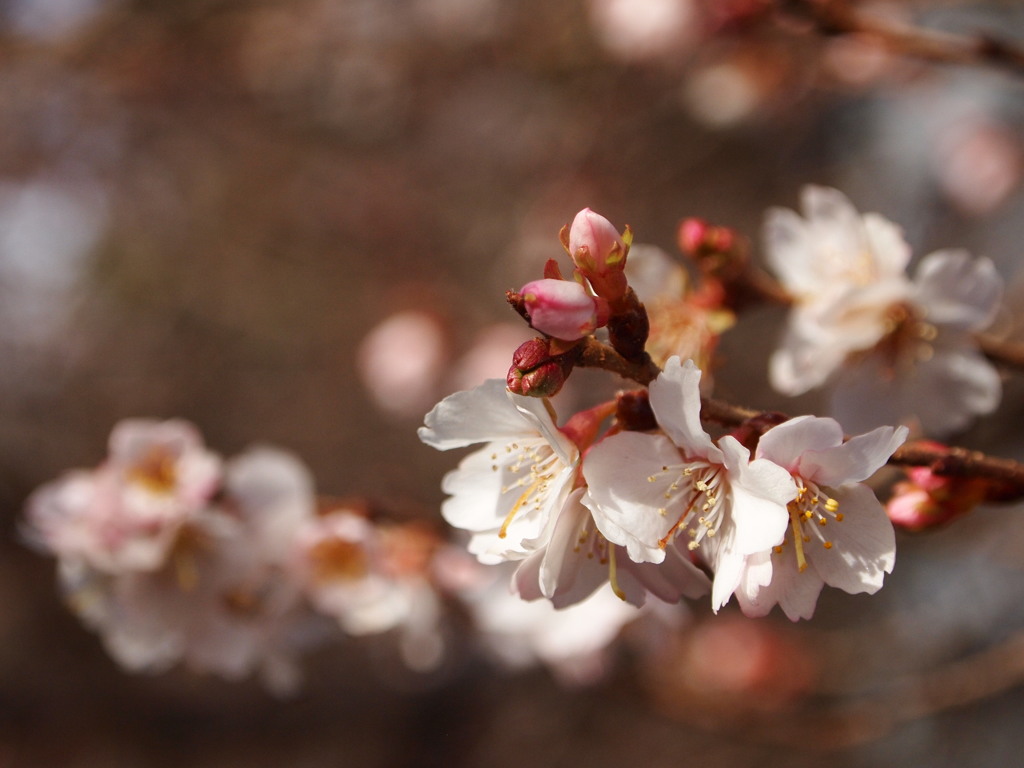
[977,333,1024,370]
[576,336,662,385]
[783,0,1024,75]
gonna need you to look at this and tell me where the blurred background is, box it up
[2,0,1024,765]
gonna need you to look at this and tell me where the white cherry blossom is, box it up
[25,419,222,573]
[583,357,796,611]
[418,379,579,563]
[765,185,913,395]
[830,249,1002,435]
[737,415,907,621]
[512,487,710,608]
[765,186,1003,436]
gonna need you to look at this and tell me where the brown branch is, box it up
[575,336,1024,498]
[575,336,662,385]
[796,629,1024,749]
[889,440,1024,496]
[783,0,1024,75]
[977,333,1024,370]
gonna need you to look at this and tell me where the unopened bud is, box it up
[562,208,632,303]
[678,217,736,257]
[520,278,609,341]
[507,338,575,397]
[886,457,987,531]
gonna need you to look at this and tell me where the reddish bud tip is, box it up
[507,338,575,398]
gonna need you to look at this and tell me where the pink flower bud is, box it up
[520,278,609,341]
[564,208,630,302]
[569,209,625,267]
[678,217,736,257]
[886,463,987,531]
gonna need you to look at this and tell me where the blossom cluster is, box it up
[22,191,1015,693]
[24,419,451,692]
[418,203,980,621]
[422,355,906,621]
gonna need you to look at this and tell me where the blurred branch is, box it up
[799,629,1024,748]
[782,0,1024,74]
[977,333,1024,370]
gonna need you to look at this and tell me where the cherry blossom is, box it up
[25,419,222,573]
[830,249,1002,435]
[583,357,796,611]
[737,415,907,621]
[765,185,913,395]
[765,186,1003,435]
[512,487,710,608]
[418,378,579,563]
[55,446,326,694]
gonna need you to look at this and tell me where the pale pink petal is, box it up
[648,356,720,460]
[737,544,825,621]
[862,212,912,277]
[913,250,1002,331]
[806,483,895,594]
[796,424,908,486]
[763,206,816,295]
[582,431,684,564]
[418,379,530,450]
[756,415,844,471]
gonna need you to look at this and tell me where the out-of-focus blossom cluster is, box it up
[23,420,448,692]
[24,418,655,691]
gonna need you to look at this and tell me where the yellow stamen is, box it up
[790,508,808,573]
[608,546,626,601]
[498,475,544,538]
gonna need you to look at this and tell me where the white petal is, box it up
[649,357,720,460]
[756,415,843,470]
[708,537,744,613]
[913,250,1002,331]
[728,476,792,555]
[537,488,589,599]
[510,393,578,466]
[438,448,511,532]
[763,206,816,295]
[797,424,908,486]
[862,212,912,277]
[719,437,795,554]
[769,319,848,395]
[418,379,529,450]
[738,544,824,621]
[582,432,684,564]
[807,483,895,594]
